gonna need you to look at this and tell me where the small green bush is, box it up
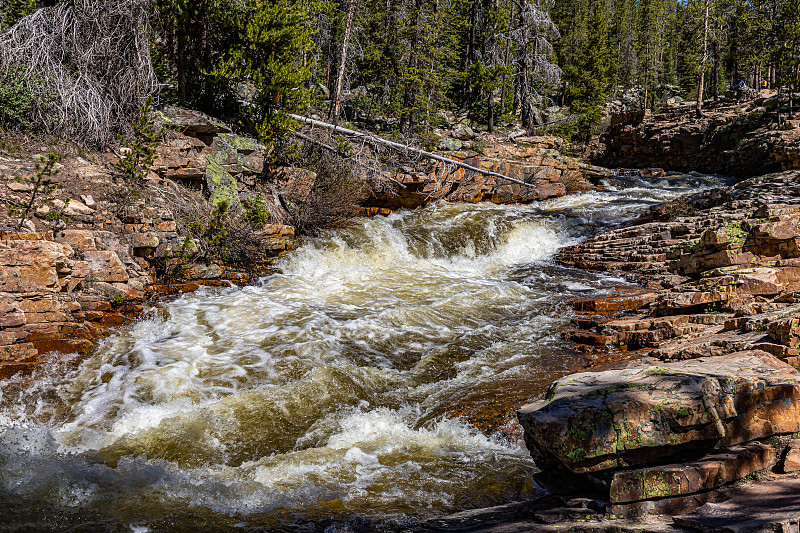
[113,97,164,184]
[0,70,36,129]
[6,153,62,231]
[242,192,270,229]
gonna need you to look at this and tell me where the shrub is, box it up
[6,153,62,231]
[0,67,50,129]
[242,192,271,230]
[113,97,164,184]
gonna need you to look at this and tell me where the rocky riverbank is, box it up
[365,136,594,210]
[492,170,800,531]
[0,109,600,380]
[0,110,298,379]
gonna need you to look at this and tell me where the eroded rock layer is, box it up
[516,169,800,524]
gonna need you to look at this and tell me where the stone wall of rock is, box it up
[596,100,800,177]
[0,109,298,379]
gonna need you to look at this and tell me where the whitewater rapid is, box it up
[0,174,725,531]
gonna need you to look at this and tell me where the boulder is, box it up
[205,133,267,212]
[518,351,800,483]
[452,123,476,140]
[63,199,95,216]
[160,107,231,137]
[609,442,777,505]
[437,137,463,151]
[83,250,129,283]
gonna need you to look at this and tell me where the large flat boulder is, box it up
[517,351,800,479]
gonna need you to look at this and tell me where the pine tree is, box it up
[208,0,319,144]
[566,0,612,104]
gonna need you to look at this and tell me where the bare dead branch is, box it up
[0,0,156,146]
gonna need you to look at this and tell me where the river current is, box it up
[0,174,724,532]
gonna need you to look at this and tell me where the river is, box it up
[0,173,724,532]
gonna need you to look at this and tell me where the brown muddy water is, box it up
[0,174,725,532]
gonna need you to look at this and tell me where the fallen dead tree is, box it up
[0,0,155,145]
[289,114,539,190]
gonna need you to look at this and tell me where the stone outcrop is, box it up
[366,139,593,209]
[519,351,798,510]
[595,99,800,177]
[153,109,268,211]
[520,351,799,477]
[512,168,800,525]
[559,170,800,360]
[0,109,298,379]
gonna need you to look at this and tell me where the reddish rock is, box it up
[83,250,129,283]
[55,229,97,251]
[518,351,800,477]
[609,442,777,504]
[572,293,656,315]
[0,294,25,327]
[781,438,800,473]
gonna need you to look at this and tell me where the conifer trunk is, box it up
[696,0,709,118]
[332,0,357,124]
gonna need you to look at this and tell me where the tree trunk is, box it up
[487,0,497,133]
[712,40,720,100]
[331,0,357,124]
[177,38,186,105]
[500,1,515,114]
[400,0,422,135]
[462,0,477,107]
[696,0,709,118]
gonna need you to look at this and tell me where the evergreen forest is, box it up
[1,0,799,147]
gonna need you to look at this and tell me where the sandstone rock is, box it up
[80,195,96,209]
[161,107,231,136]
[63,199,95,216]
[518,351,800,479]
[452,123,476,140]
[781,438,800,473]
[182,263,223,280]
[572,293,656,315]
[609,442,777,504]
[0,294,25,327]
[7,181,31,192]
[768,316,800,348]
[259,224,295,237]
[128,232,160,251]
[83,250,129,283]
[55,229,97,251]
[0,266,60,293]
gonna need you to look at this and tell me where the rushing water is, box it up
[0,174,725,532]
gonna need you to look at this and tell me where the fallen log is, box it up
[288,114,539,190]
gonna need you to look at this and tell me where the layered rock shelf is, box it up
[0,109,298,379]
[366,138,594,209]
[506,169,800,530]
[596,97,800,177]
